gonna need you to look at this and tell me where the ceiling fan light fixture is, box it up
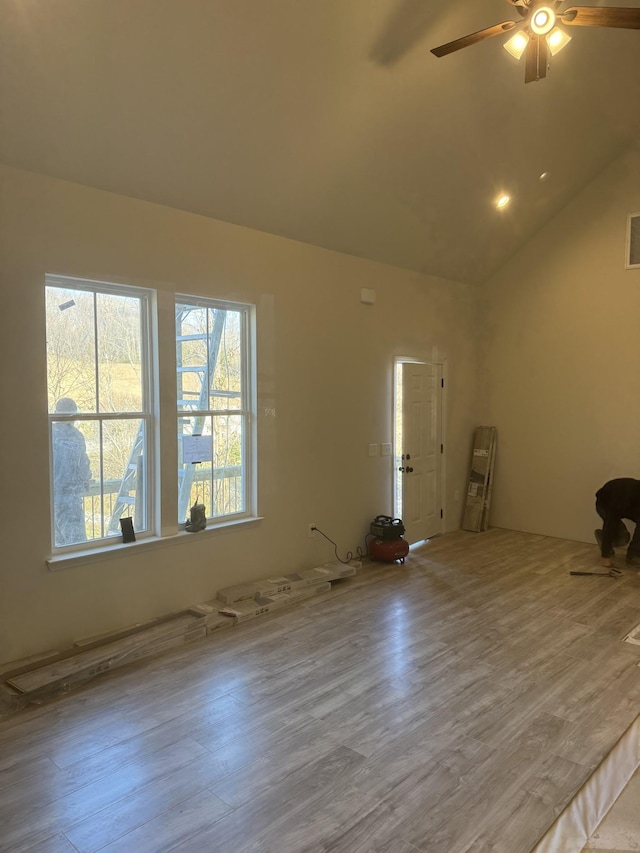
[530,7,556,36]
[503,31,529,59]
[546,26,571,55]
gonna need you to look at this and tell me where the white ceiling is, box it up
[1,0,639,283]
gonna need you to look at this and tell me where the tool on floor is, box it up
[368,515,410,563]
[569,566,622,578]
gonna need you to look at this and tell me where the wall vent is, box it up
[627,214,640,269]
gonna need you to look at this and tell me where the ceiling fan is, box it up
[430,1,640,83]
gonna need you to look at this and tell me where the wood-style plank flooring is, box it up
[2,528,640,853]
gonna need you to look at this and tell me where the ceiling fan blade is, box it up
[524,35,539,82]
[524,34,549,83]
[430,21,517,57]
[370,0,441,65]
[537,36,549,79]
[560,6,640,28]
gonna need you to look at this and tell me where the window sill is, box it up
[46,516,264,572]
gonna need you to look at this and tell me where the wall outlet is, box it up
[368,443,379,457]
[308,523,317,538]
[381,443,392,456]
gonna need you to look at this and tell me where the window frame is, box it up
[175,293,256,528]
[44,277,259,567]
[45,274,157,554]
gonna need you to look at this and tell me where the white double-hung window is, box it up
[45,276,154,549]
[45,276,256,557]
[176,296,255,525]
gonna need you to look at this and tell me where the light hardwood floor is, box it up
[2,528,640,853]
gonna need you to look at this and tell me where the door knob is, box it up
[398,466,405,472]
[407,466,413,473]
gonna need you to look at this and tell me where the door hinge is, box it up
[441,377,444,388]
[440,508,443,518]
[440,444,444,454]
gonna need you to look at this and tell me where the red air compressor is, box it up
[369,515,410,564]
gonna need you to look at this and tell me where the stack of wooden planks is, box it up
[462,426,497,532]
[1,560,359,707]
[214,561,358,621]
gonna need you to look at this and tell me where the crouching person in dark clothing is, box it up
[595,478,640,568]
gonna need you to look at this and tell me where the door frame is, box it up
[393,356,446,541]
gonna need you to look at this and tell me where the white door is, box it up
[396,361,442,545]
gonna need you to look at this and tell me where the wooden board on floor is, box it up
[7,614,205,695]
[0,650,62,680]
[216,562,357,605]
[189,602,236,634]
[463,426,497,532]
[217,583,332,623]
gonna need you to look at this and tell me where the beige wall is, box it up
[0,164,479,663]
[479,148,640,544]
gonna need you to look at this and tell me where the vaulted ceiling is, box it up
[1,0,639,283]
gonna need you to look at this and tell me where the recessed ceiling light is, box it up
[495,194,511,210]
[539,171,550,182]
